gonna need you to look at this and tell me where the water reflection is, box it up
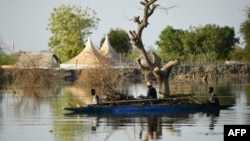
[64,86,93,105]
[146,115,161,140]
[60,109,225,141]
[0,78,250,141]
[1,88,59,117]
[206,111,220,130]
[52,117,89,141]
[91,116,99,130]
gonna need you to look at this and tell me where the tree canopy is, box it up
[155,26,185,61]
[240,6,250,62]
[156,24,236,63]
[47,4,100,62]
[100,28,132,56]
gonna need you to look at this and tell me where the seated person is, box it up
[146,81,157,99]
[207,87,220,105]
[91,89,100,105]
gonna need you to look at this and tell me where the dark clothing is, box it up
[147,86,157,99]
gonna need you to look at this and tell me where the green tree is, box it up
[230,50,245,61]
[47,4,100,62]
[155,26,185,61]
[199,24,235,61]
[100,28,132,55]
[0,54,19,65]
[181,29,205,63]
[240,6,250,62]
[157,25,236,63]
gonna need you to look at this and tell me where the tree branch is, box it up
[129,0,159,70]
[162,60,180,71]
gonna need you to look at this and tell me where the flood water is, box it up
[0,78,250,141]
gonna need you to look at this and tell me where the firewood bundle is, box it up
[103,87,135,102]
[102,86,203,105]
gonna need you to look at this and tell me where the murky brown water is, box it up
[0,79,250,141]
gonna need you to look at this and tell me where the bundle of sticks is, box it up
[102,86,204,105]
[103,86,135,102]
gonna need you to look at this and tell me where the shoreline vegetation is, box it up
[0,63,249,104]
[1,63,249,88]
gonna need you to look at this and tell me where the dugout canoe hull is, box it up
[63,102,234,115]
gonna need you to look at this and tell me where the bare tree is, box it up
[129,0,179,96]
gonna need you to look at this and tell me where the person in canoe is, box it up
[207,87,220,105]
[146,81,157,99]
[91,89,100,105]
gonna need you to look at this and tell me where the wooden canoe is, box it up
[63,99,234,115]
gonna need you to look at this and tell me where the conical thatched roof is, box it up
[61,37,115,69]
[99,35,132,65]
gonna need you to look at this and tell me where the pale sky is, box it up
[0,0,249,53]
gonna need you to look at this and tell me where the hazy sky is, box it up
[0,0,249,53]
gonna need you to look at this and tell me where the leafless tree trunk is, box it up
[129,0,179,96]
